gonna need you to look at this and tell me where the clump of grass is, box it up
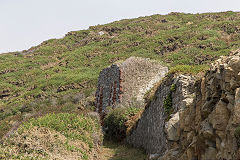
[0,113,102,160]
[169,65,209,75]
[19,113,100,147]
[170,83,176,92]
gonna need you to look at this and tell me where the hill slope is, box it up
[0,11,240,138]
[0,113,102,159]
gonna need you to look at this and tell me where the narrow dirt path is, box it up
[100,140,147,160]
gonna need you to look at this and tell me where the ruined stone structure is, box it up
[127,49,240,160]
[127,74,196,155]
[95,56,168,117]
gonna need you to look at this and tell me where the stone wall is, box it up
[95,64,121,119]
[127,49,240,160]
[126,74,195,154]
[95,57,168,118]
[171,49,240,160]
[119,57,168,105]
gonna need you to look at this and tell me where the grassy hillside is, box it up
[0,113,102,159]
[0,11,240,138]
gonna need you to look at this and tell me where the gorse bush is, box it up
[103,107,142,141]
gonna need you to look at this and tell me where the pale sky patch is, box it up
[0,0,239,53]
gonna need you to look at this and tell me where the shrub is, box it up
[103,107,142,141]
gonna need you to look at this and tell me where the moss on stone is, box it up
[234,126,240,147]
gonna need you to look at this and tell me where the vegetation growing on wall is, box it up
[163,84,176,119]
[234,126,240,147]
[143,80,163,103]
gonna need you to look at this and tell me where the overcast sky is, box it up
[0,0,239,53]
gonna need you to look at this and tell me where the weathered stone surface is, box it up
[200,119,213,139]
[235,88,240,104]
[127,49,240,160]
[127,74,195,154]
[148,154,161,160]
[157,148,179,160]
[165,112,179,141]
[126,76,170,154]
[203,147,217,160]
[98,31,105,36]
[212,100,229,131]
[95,57,168,118]
[229,56,240,71]
[232,88,240,126]
[95,64,121,119]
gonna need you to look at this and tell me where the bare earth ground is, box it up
[100,140,147,160]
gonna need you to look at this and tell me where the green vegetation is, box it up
[234,126,240,147]
[163,84,176,119]
[1,12,240,136]
[0,92,96,138]
[19,113,100,147]
[0,113,102,159]
[0,11,239,159]
[103,107,143,141]
[170,83,176,92]
[169,64,210,75]
[163,93,173,119]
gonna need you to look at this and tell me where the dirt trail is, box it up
[100,140,147,160]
